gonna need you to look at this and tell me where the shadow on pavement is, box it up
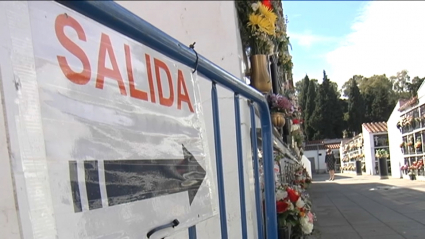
[307,175,425,239]
[312,174,354,182]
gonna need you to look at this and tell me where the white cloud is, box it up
[290,31,339,48]
[326,1,425,88]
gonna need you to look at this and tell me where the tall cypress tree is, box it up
[299,75,310,110]
[310,70,343,139]
[310,71,330,139]
[371,87,390,122]
[347,76,364,134]
[305,80,316,140]
[299,75,310,130]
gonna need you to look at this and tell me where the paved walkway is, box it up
[308,173,425,239]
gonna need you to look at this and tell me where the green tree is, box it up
[339,98,349,136]
[390,70,410,93]
[304,79,317,140]
[347,76,364,134]
[298,75,310,111]
[341,75,364,97]
[359,74,396,122]
[295,80,303,95]
[407,76,425,97]
[297,75,310,132]
[310,70,343,139]
[371,86,391,121]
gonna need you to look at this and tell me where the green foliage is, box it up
[297,75,310,133]
[298,75,310,111]
[299,69,425,141]
[309,71,343,139]
[341,75,364,97]
[295,79,303,96]
[304,79,317,140]
[358,74,396,122]
[391,70,410,93]
[408,76,425,97]
[347,77,364,134]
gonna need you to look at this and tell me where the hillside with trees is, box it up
[296,70,425,140]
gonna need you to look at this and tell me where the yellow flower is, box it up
[248,13,275,36]
[258,3,277,25]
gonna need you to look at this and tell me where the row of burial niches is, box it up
[399,104,425,176]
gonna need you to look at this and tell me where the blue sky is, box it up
[282,1,367,85]
[282,1,425,88]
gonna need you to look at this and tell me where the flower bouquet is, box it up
[375,149,389,159]
[400,164,409,175]
[418,160,424,175]
[415,138,422,151]
[275,185,315,238]
[409,163,418,180]
[236,1,278,55]
[267,93,292,113]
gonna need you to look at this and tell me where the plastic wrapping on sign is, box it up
[1,1,217,238]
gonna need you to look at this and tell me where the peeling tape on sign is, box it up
[0,1,217,238]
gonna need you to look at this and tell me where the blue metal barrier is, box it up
[250,102,265,239]
[56,1,278,238]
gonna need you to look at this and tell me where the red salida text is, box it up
[54,14,194,113]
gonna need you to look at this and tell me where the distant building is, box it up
[388,80,425,180]
[362,122,389,176]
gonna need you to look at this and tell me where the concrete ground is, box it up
[308,173,425,239]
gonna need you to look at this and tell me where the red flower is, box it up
[262,0,272,10]
[276,200,289,213]
[286,188,300,203]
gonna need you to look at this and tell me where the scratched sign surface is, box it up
[10,1,216,238]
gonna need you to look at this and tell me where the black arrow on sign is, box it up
[103,144,206,207]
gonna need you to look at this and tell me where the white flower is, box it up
[288,200,294,210]
[296,198,305,208]
[276,190,288,201]
[300,216,314,234]
[251,2,259,11]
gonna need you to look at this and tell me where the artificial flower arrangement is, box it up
[375,149,389,159]
[415,137,422,149]
[418,159,424,170]
[292,164,312,189]
[267,93,293,113]
[409,161,423,171]
[260,149,316,237]
[400,164,409,174]
[275,184,315,237]
[236,1,278,55]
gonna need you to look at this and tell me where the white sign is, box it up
[0,1,217,238]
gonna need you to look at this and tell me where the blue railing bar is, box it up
[260,114,277,239]
[249,102,264,239]
[211,82,229,239]
[188,226,197,239]
[56,1,278,238]
[234,94,248,239]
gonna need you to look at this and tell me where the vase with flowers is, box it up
[267,93,292,127]
[236,1,278,93]
[415,137,422,152]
